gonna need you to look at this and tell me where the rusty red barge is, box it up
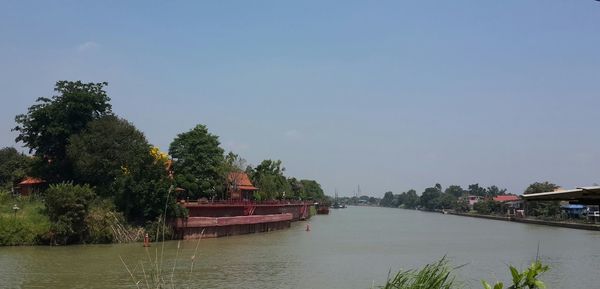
[174,200,313,239]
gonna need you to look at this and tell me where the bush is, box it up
[45,183,95,245]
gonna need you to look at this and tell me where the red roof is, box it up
[18,177,45,185]
[493,195,520,202]
[227,172,257,191]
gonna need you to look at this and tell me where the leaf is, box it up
[534,280,546,289]
[494,282,504,289]
[509,266,521,284]
[482,280,492,289]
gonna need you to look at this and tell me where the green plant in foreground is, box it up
[379,257,458,289]
[482,261,549,289]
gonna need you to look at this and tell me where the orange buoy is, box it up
[143,233,150,247]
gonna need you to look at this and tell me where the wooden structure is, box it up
[227,172,258,200]
[16,177,45,196]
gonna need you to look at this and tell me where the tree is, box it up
[299,179,325,200]
[380,191,395,207]
[13,81,112,182]
[45,183,96,244]
[66,116,152,196]
[402,189,419,209]
[113,163,176,224]
[437,193,457,210]
[420,186,442,211]
[524,182,559,195]
[445,185,465,198]
[486,185,507,197]
[524,181,560,218]
[468,183,487,197]
[169,124,224,199]
[248,159,292,199]
[0,147,31,189]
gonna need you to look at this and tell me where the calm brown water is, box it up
[1,206,599,288]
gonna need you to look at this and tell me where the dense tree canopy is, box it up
[169,124,224,199]
[445,185,465,198]
[67,116,152,196]
[13,81,112,182]
[380,191,395,207]
[0,147,31,188]
[248,159,291,200]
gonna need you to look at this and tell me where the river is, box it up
[1,206,599,288]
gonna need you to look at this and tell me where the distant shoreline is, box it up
[448,211,600,231]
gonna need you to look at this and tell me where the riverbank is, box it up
[448,211,600,231]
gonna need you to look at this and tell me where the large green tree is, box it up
[380,191,395,207]
[67,116,151,196]
[300,179,325,200]
[169,124,224,199]
[13,81,112,182]
[248,159,291,200]
[420,186,442,211]
[0,147,31,189]
[445,185,465,198]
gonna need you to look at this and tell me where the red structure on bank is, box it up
[173,172,314,239]
[17,177,46,196]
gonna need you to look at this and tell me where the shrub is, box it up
[45,183,95,245]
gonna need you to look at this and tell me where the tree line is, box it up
[0,80,325,245]
[378,182,560,217]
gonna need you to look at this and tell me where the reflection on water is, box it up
[1,207,600,288]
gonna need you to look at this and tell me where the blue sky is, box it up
[1,1,600,196]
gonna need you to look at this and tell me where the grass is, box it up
[378,257,460,289]
[0,191,51,245]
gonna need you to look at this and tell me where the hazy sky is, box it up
[1,1,600,196]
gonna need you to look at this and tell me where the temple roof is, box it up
[227,172,258,191]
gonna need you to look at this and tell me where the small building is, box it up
[227,172,258,200]
[16,177,46,196]
[465,195,482,209]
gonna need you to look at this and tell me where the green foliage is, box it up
[169,124,224,199]
[248,159,292,199]
[0,193,51,245]
[380,191,395,207]
[486,185,507,197]
[453,198,470,213]
[523,182,558,195]
[299,179,325,200]
[67,116,152,196]
[524,182,560,218]
[84,200,120,243]
[13,81,112,182]
[398,190,419,209]
[445,185,465,198]
[45,183,96,244]
[113,163,178,224]
[473,200,502,215]
[420,186,443,210]
[379,257,457,289]
[468,184,487,197]
[482,261,549,289]
[0,147,31,189]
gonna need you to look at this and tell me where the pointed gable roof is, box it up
[227,172,257,191]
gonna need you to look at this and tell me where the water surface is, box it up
[1,206,599,288]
